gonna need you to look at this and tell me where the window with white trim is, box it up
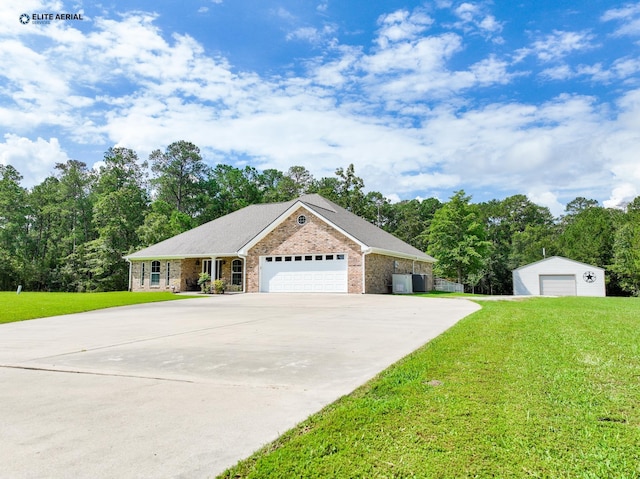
[151,261,160,286]
[141,263,145,286]
[166,262,171,285]
[232,259,242,286]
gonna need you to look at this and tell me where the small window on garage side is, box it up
[265,257,273,262]
[285,256,292,261]
[315,255,323,261]
[297,215,306,225]
[275,257,283,262]
[305,255,312,261]
[326,254,334,260]
[151,261,160,286]
[337,254,345,260]
[294,256,302,261]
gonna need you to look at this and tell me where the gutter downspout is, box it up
[239,253,247,293]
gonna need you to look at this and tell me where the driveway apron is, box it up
[0,294,479,478]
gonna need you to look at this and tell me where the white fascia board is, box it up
[365,247,436,263]
[124,253,238,261]
[238,201,367,255]
[512,255,604,272]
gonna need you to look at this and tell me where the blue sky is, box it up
[2,0,640,214]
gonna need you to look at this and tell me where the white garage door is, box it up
[539,275,576,296]
[260,254,348,293]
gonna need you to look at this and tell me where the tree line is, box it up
[1,140,639,295]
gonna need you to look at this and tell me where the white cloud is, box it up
[526,190,565,217]
[286,24,337,44]
[518,30,596,63]
[448,2,503,40]
[603,183,638,209]
[375,9,433,48]
[1,1,639,210]
[602,2,640,36]
[540,64,575,80]
[0,135,71,186]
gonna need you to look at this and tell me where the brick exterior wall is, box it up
[364,253,433,294]
[246,207,364,293]
[130,256,244,292]
[130,259,182,292]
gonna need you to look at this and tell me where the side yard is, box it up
[220,296,640,478]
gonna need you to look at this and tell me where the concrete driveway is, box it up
[0,294,479,478]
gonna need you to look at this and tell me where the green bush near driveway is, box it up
[220,297,640,478]
[0,291,201,324]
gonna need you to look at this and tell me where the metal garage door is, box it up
[260,254,348,292]
[539,275,576,296]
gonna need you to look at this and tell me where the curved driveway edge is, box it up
[0,294,479,478]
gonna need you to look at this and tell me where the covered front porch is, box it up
[180,256,246,293]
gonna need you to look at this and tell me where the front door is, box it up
[203,259,223,280]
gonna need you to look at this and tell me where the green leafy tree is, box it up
[558,205,620,268]
[479,195,556,294]
[335,164,366,215]
[87,148,149,290]
[200,164,264,220]
[53,160,96,291]
[611,197,640,296]
[308,176,341,203]
[149,141,208,216]
[27,176,63,290]
[0,165,29,289]
[563,197,599,218]
[137,200,194,247]
[260,166,315,202]
[427,191,491,286]
[286,166,314,197]
[510,224,560,266]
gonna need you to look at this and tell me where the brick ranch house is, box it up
[125,194,435,294]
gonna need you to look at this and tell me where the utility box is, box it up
[392,274,413,294]
[412,274,427,292]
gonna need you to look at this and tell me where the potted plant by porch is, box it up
[212,279,226,294]
[198,272,211,293]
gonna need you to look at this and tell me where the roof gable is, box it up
[513,256,604,272]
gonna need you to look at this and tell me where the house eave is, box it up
[365,247,436,263]
[124,253,239,261]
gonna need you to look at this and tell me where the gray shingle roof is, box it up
[126,194,434,262]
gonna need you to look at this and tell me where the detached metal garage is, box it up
[513,256,605,297]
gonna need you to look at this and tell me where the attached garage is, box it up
[513,256,605,297]
[260,254,348,292]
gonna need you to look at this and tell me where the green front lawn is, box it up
[220,297,640,478]
[0,291,201,324]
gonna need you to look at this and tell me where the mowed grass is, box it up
[220,297,640,478]
[0,291,201,324]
